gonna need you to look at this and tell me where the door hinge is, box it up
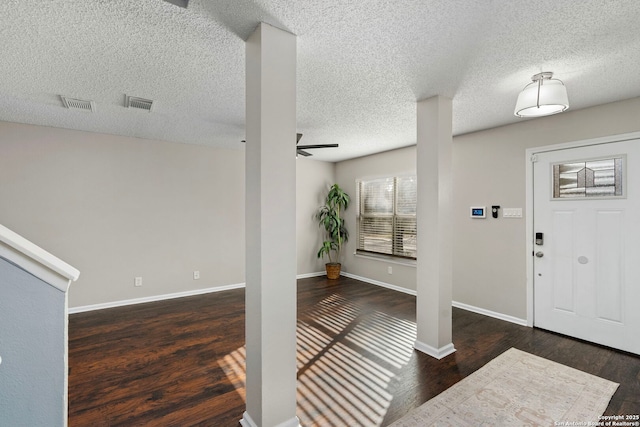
[530,154,538,163]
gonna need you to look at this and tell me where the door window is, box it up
[552,157,624,199]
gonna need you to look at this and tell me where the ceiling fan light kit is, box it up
[514,72,569,118]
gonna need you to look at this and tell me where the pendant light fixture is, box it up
[514,72,569,117]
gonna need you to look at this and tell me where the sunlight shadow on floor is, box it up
[217,293,417,426]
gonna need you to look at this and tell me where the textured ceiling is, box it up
[1,0,640,162]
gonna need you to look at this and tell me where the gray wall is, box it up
[336,147,418,290]
[0,121,333,308]
[0,257,65,426]
[337,97,640,320]
[296,159,337,275]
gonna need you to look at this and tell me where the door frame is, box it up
[525,130,640,327]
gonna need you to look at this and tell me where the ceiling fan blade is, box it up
[297,144,339,149]
[163,0,188,8]
[297,149,312,157]
[296,133,303,144]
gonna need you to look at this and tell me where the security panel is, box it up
[470,206,486,218]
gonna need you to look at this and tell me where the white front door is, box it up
[533,138,640,355]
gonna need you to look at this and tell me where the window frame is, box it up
[356,175,417,260]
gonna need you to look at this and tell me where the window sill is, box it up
[354,252,417,267]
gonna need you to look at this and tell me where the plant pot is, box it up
[325,262,341,280]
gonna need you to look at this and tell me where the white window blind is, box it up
[357,176,417,259]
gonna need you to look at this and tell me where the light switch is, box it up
[503,208,522,218]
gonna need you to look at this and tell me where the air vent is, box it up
[61,96,94,112]
[125,96,153,112]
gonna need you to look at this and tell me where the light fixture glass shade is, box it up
[514,77,569,117]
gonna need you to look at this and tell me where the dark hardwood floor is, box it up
[68,276,640,426]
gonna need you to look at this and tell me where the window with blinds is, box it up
[356,176,417,259]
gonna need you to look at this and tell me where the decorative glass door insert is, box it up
[552,156,625,199]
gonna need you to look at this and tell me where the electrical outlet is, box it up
[388,266,392,274]
[134,276,143,287]
[193,270,200,280]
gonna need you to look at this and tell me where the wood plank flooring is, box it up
[68,276,640,426]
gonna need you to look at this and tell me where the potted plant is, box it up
[317,183,350,279]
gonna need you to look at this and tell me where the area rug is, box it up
[389,348,619,426]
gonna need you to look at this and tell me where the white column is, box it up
[242,23,300,427]
[414,96,456,359]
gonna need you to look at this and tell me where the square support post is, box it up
[242,23,300,427]
[414,96,456,359]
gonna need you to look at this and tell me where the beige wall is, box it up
[0,121,333,308]
[4,96,639,313]
[336,97,640,320]
[296,158,336,275]
[453,97,640,320]
[336,147,418,291]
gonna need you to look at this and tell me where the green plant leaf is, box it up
[316,183,350,263]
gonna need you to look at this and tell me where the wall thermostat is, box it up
[470,206,486,218]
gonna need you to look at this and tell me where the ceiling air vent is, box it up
[125,96,154,112]
[61,96,94,112]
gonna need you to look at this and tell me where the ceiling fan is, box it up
[296,133,338,157]
[241,133,339,157]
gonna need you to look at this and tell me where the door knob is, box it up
[535,251,544,258]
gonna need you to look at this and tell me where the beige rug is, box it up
[390,348,618,426]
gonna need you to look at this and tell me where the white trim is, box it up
[68,272,326,313]
[240,412,301,427]
[69,283,246,314]
[452,301,527,327]
[340,272,417,296]
[276,416,302,427]
[240,412,257,427]
[0,248,72,293]
[296,271,326,279]
[414,341,456,359]
[342,273,527,326]
[68,270,525,329]
[525,131,640,328]
[525,147,535,327]
[354,252,417,267]
[63,291,69,427]
[526,131,640,155]
[0,223,80,288]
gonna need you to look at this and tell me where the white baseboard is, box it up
[69,283,246,314]
[340,272,417,296]
[414,341,456,359]
[69,272,328,314]
[69,272,528,329]
[340,272,526,327]
[240,412,301,427]
[296,271,326,279]
[452,301,527,326]
[239,412,256,427]
[276,416,302,427]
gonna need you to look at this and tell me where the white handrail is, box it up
[0,224,80,283]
